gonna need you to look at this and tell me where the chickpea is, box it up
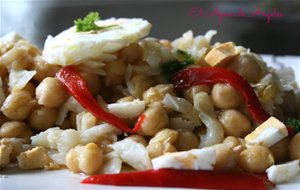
[137,103,169,136]
[29,107,58,131]
[15,40,40,57]
[149,128,178,144]
[32,56,61,82]
[0,121,27,138]
[174,129,199,151]
[17,146,54,169]
[1,90,35,121]
[18,127,33,143]
[218,109,252,137]
[0,99,5,113]
[270,137,290,163]
[227,53,266,83]
[223,136,246,149]
[36,77,69,107]
[147,142,176,159]
[1,138,29,161]
[120,43,143,63]
[0,144,12,167]
[19,82,35,97]
[212,144,239,170]
[238,145,274,173]
[104,60,127,86]
[0,47,31,70]
[127,134,147,146]
[159,40,172,49]
[0,62,8,77]
[76,111,97,131]
[147,129,178,158]
[143,84,175,105]
[289,133,300,160]
[65,143,103,175]
[131,74,155,99]
[0,113,8,126]
[0,42,13,56]
[1,77,10,98]
[211,83,242,109]
[183,85,211,103]
[80,72,101,96]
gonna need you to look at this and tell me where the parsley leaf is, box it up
[161,50,194,82]
[176,49,194,65]
[286,118,300,134]
[74,12,115,32]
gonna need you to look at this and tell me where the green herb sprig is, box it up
[286,118,300,134]
[161,49,194,82]
[74,12,116,32]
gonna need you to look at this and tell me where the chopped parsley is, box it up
[74,12,116,32]
[161,49,194,82]
[286,118,300,134]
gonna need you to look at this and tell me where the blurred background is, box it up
[1,0,300,55]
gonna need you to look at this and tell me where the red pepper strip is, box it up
[56,66,143,133]
[81,169,275,190]
[172,67,270,124]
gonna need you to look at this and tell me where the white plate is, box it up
[1,55,300,190]
[1,167,299,190]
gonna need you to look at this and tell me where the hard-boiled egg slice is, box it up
[152,148,216,170]
[42,18,152,66]
[245,117,288,147]
[267,160,300,184]
[110,138,152,171]
[107,100,145,119]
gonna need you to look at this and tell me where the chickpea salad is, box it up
[0,12,300,189]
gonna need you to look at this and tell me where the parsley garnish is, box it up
[286,118,300,134]
[74,12,116,32]
[161,50,194,82]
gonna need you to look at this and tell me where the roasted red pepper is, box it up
[82,169,274,190]
[172,67,270,124]
[56,66,143,133]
